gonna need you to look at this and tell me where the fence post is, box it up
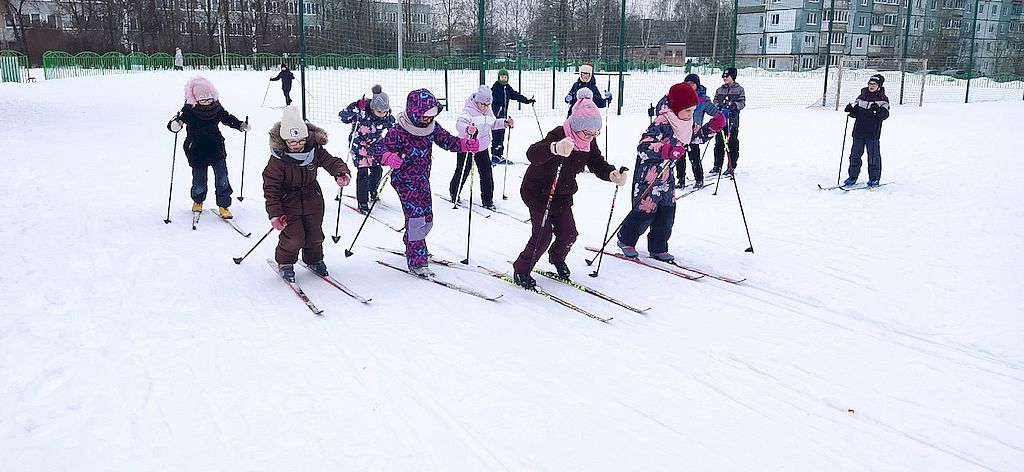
[731,0,738,66]
[517,38,523,111]
[551,37,558,110]
[965,0,981,104]
[898,0,912,105]
[823,0,836,107]
[617,0,626,116]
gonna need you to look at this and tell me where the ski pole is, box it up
[237,116,249,202]
[721,135,755,253]
[501,114,512,200]
[331,187,344,243]
[460,131,479,265]
[233,226,275,264]
[836,114,850,186]
[587,166,629,278]
[453,151,473,204]
[260,80,270,107]
[586,162,676,266]
[345,168,393,257]
[713,129,730,196]
[163,131,180,224]
[530,102,544,138]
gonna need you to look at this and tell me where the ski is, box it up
[191,210,202,230]
[531,268,650,314]
[433,193,493,218]
[376,260,503,301]
[343,202,405,232]
[299,262,372,304]
[208,209,252,237]
[477,265,612,323]
[343,194,392,211]
[658,259,746,284]
[266,259,324,316]
[840,182,893,192]
[817,183,845,190]
[583,246,704,281]
[436,193,531,223]
[675,182,713,199]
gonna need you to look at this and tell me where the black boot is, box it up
[513,272,537,289]
[279,264,296,282]
[308,260,329,277]
[551,261,571,279]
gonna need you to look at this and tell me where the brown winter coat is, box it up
[262,122,350,218]
[522,126,616,215]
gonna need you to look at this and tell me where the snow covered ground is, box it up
[1,71,1022,471]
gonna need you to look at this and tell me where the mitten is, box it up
[466,124,478,135]
[336,174,351,187]
[527,97,536,104]
[357,98,369,109]
[707,113,727,133]
[461,138,480,153]
[603,90,613,102]
[381,151,403,169]
[609,170,628,186]
[844,103,854,113]
[239,122,251,132]
[271,215,287,230]
[168,119,183,133]
[551,137,574,157]
[505,117,514,128]
[661,144,687,161]
[564,94,573,103]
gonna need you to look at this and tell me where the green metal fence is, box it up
[1,50,30,83]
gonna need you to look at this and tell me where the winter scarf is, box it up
[191,101,223,121]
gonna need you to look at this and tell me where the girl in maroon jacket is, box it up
[511,89,628,289]
[263,106,352,282]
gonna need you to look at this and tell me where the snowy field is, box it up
[1,71,1022,471]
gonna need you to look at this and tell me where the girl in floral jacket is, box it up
[339,85,395,212]
[616,83,725,263]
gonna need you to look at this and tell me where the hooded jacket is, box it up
[654,84,719,127]
[566,76,608,113]
[847,86,890,139]
[262,122,350,218]
[456,96,507,149]
[167,101,244,168]
[522,126,615,215]
[338,99,396,168]
[490,81,531,118]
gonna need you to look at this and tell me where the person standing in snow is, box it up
[651,73,719,188]
[173,48,184,70]
[490,68,535,165]
[262,106,352,282]
[270,63,295,106]
[338,85,395,213]
[166,76,250,218]
[511,88,628,288]
[564,62,610,117]
[616,83,726,263]
[711,67,745,176]
[842,74,890,188]
[372,89,480,277]
[449,85,513,210]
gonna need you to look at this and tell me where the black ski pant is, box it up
[356,165,383,205]
[513,202,577,274]
[617,205,676,255]
[713,126,740,170]
[491,128,506,158]
[448,150,494,206]
[676,142,706,184]
[282,87,292,106]
[847,136,882,181]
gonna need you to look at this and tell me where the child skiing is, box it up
[652,73,719,188]
[616,83,726,262]
[712,67,745,176]
[564,62,610,116]
[372,89,480,277]
[512,89,628,288]
[449,85,513,210]
[490,69,535,165]
[166,75,250,218]
[270,63,295,106]
[338,84,395,213]
[263,106,352,282]
[842,74,890,187]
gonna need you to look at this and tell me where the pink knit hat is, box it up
[184,76,219,105]
[568,88,602,132]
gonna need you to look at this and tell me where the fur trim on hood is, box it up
[268,122,329,151]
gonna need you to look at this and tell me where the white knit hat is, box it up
[279,106,308,140]
[580,63,594,75]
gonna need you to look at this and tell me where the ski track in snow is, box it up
[1,71,1022,471]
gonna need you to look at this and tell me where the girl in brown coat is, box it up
[263,106,352,281]
[511,89,628,288]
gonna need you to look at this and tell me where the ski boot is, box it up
[308,260,329,277]
[867,179,880,188]
[708,166,721,175]
[279,264,296,282]
[513,272,537,289]
[218,207,233,219]
[358,203,370,214]
[191,202,203,212]
[409,265,435,278]
[616,239,639,258]
[551,261,571,279]
[651,252,675,263]
[482,202,497,211]
[843,177,858,186]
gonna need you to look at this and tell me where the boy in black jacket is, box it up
[490,68,535,165]
[270,63,295,106]
[843,74,890,187]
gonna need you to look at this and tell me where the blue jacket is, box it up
[654,85,719,126]
[565,77,608,116]
[490,82,531,118]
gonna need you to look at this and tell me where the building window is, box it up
[870,35,893,46]
[769,35,778,48]
[978,4,984,13]
[988,23,994,33]
[859,16,867,27]
[856,37,864,48]
[829,32,846,44]
[807,12,818,24]
[884,14,897,25]
[943,18,961,29]
[759,37,764,48]
[767,58,776,69]
[828,10,850,23]
[927,19,935,30]
[770,14,780,25]
[914,18,921,29]
[760,15,764,27]
[804,34,816,46]
[929,0,936,10]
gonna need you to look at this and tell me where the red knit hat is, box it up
[667,82,698,113]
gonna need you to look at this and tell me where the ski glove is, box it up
[527,97,537,104]
[609,169,628,186]
[551,137,574,157]
[168,119,183,133]
[603,90,613,102]
[271,215,287,230]
[564,94,573,104]
[336,173,351,187]
[504,117,514,128]
[239,122,251,132]
[661,144,687,161]
[707,113,727,133]
[466,124,478,136]
[870,103,880,115]
[380,151,403,169]
[461,138,481,153]
[721,107,731,119]
[357,98,369,110]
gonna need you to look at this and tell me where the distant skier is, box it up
[711,67,745,176]
[338,84,395,213]
[564,62,610,117]
[511,88,627,289]
[372,89,480,277]
[173,47,184,70]
[450,85,513,210]
[166,76,250,218]
[490,68,535,165]
[842,74,890,188]
[270,63,295,106]
[616,83,726,263]
[263,106,352,282]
